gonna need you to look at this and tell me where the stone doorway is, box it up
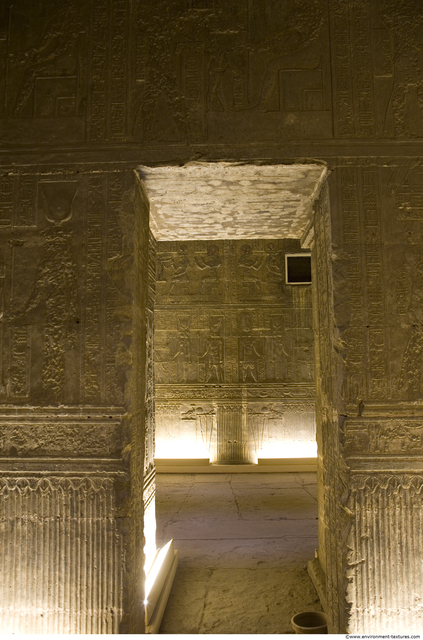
[140,161,328,469]
[138,160,329,632]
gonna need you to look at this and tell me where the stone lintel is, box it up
[139,162,327,241]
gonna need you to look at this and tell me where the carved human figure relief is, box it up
[172,316,192,383]
[207,0,324,113]
[165,244,191,294]
[13,228,78,400]
[237,244,263,295]
[268,336,291,381]
[154,360,170,384]
[7,4,86,117]
[264,242,284,292]
[201,316,224,383]
[239,335,263,382]
[194,244,221,294]
[133,0,191,142]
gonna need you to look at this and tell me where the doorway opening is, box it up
[139,161,328,631]
[140,161,328,471]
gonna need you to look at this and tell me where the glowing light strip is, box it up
[144,539,176,625]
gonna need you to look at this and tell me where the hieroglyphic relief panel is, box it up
[155,238,315,462]
[330,0,423,139]
[0,167,150,633]
[88,0,128,142]
[314,167,423,632]
[1,0,421,150]
[383,161,423,401]
[330,160,423,407]
[131,0,332,144]
[0,165,133,407]
[2,0,421,149]
[0,0,129,145]
[155,238,313,385]
[329,162,384,407]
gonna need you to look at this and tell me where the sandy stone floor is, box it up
[156,472,323,634]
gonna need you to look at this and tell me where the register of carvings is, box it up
[155,238,315,463]
[1,0,423,634]
[0,166,149,632]
[312,163,423,632]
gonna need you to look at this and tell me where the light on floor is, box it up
[155,438,209,459]
[144,496,157,575]
[258,440,317,459]
[145,539,178,633]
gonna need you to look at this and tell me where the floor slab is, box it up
[156,472,323,634]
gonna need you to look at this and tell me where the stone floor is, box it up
[156,472,323,634]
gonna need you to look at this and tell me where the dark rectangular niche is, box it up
[285,253,312,284]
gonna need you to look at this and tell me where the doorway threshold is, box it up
[154,458,317,473]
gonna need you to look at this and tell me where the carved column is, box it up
[0,167,152,633]
[310,163,423,633]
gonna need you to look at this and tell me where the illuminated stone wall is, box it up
[311,167,423,633]
[155,238,315,463]
[0,168,152,633]
[0,0,422,633]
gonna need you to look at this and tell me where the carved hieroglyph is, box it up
[155,238,315,463]
[1,0,423,635]
[0,167,153,633]
[312,163,423,633]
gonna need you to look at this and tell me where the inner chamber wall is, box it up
[154,237,316,464]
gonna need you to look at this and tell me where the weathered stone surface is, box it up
[140,163,326,241]
[154,238,315,463]
[1,0,423,634]
[156,472,321,634]
[0,168,152,633]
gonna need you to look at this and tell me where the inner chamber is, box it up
[139,161,327,466]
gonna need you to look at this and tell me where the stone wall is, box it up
[154,238,315,463]
[1,0,423,633]
[0,167,151,633]
[312,163,423,633]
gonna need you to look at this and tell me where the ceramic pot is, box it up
[291,611,327,634]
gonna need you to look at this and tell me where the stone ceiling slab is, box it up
[138,162,327,241]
